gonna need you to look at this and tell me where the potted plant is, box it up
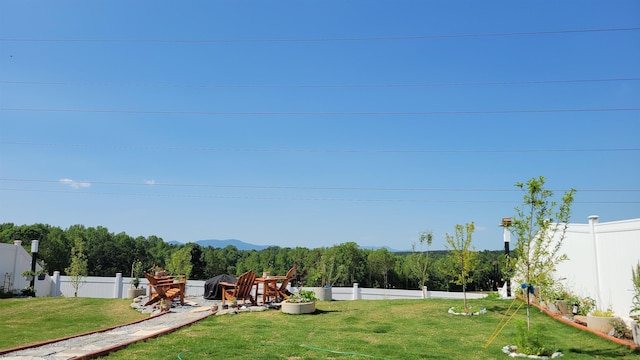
[21,270,35,282]
[312,255,337,301]
[281,289,317,314]
[229,297,238,308]
[37,269,47,280]
[159,299,172,312]
[127,260,146,298]
[587,308,615,334]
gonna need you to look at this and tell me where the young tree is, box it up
[166,246,193,280]
[409,230,433,293]
[66,236,88,297]
[511,176,575,330]
[368,248,397,288]
[445,222,477,311]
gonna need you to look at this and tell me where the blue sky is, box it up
[1,1,638,251]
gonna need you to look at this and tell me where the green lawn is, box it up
[0,297,147,349]
[108,298,636,359]
[1,297,637,359]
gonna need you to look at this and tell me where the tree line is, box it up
[0,222,508,292]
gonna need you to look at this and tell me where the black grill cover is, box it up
[203,274,236,300]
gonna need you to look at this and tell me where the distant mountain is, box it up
[359,245,403,252]
[167,239,405,252]
[168,239,269,251]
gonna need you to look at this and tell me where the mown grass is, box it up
[103,298,637,360]
[0,297,146,349]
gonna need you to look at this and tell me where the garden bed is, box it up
[526,297,638,350]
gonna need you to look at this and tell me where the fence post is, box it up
[353,283,361,300]
[114,273,122,298]
[51,271,61,297]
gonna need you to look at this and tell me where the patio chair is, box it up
[143,272,186,306]
[265,265,296,301]
[220,270,256,306]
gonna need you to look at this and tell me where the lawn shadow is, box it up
[312,309,341,315]
[568,346,639,358]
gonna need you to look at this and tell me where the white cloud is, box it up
[144,179,156,185]
[59,178,91,189]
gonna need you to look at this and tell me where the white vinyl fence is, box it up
[48,271,486,301]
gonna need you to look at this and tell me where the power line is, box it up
[1,141,639,154]
[2,107,639,116]
[1,178,637,193]
[1,27,638,43]
[0,188,637,204]
[1,77,638,89]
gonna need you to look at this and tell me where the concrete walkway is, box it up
[0,303,215,360]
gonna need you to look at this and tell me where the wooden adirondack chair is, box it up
[265,265,296,301]
[220,270,256,305]
[143,272,186,306]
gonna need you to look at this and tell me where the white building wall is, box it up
[0,241,50,296]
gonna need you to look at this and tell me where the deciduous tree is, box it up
[511,176,575,330]
[409,230,433,292]
[445,222,477,311]
[66,236,88,297]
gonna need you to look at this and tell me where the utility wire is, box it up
[1,107,639,116]
[1,188,637,204]
[2,141,638,154]
[1,27,638,43]
[1,77,638,89]
[1,178,637,193]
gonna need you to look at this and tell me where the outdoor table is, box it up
[254,276,287,304]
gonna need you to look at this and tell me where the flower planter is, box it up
[127,288,146,298]
[281,301,316,314]
[313,287,332,301]
[586,315,614,334]
[632,321,640,346]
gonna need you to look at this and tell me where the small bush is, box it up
[591,308,614,317]
[514,321,557,356]
[611,317,632,339]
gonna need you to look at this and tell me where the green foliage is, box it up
[611,317,632,339]
[511,176,575,329]
[576,296,596,316]
[131,260,143,288]
[445,222,478,310]
[288,289,318,303]
[65,237,88,297]
[165,246,193,279]
[513,321,557,356]
[1,222,508,292]
[367,248,396,288]
[408,230,433,289]
[591,308,614,317]
[631,261,640,321]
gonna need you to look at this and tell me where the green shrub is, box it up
[514,321,557,356]
[611,317,632,339]
[591,308,614,317]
